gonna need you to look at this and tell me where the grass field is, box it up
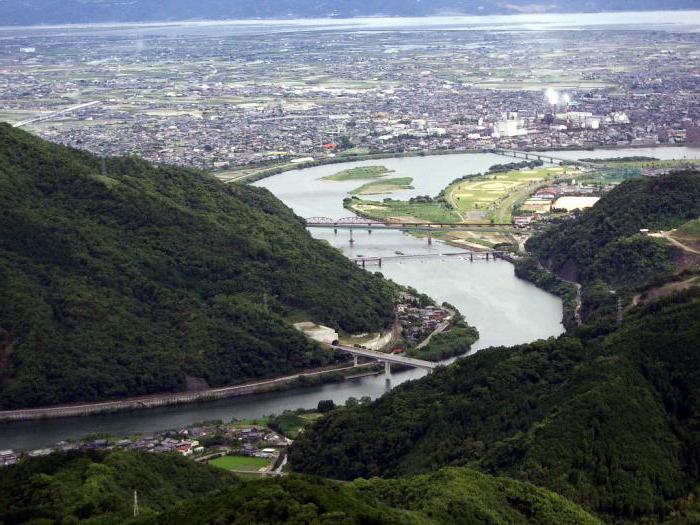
[349,199,461,223]
[676,219,700,237]
[349,177,414,195]
[209,455,271,472]
[323,165,394,181]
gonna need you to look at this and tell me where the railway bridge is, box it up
[353,251,505,267]
[304,217,516,245]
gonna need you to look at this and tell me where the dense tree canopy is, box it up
[0,450,600,525]
[0,450,234,524]
[0,124,396,408]
[526,171,700,284]
[290,291,700,522]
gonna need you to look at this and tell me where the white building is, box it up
[492,112,527,137]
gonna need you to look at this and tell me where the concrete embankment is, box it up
[0,362,374,422]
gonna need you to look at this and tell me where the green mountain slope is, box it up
[0,451,600,525]
[289,290,700,522]
[527,171,700,286]
[146,467,600,525]
[0,450,234,524]
[0,124,396,408]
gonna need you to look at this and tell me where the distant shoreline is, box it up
[220,143,692,185]
[1,10,698,31]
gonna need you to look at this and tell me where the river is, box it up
[1,146,697,451]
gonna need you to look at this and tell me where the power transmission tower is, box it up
[616,296,623,325]
[100,157,106,176]
[133,490,139,518]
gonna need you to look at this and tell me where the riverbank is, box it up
[215,148,492,185]
[513,256,579,330]
[215,143,692,186]
[0,361,380,422]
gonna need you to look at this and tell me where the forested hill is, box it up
[0,450,600,524]
[0,123,395,409]
[527,171,700,286]
[1,0,697,25]
[289,290,700,522]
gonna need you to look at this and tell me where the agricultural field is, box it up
[323,165,394,181]
[345,165,573,224]
[588,158,700,170]
[349,177,414,195]
[209,455,271,473]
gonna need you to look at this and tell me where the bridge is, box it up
[12,101,101,128]
[305,217,516,244]
[491,148,600,169]
[353,251,505,267]
[333,344,438,380]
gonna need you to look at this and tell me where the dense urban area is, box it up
[1,25,699,172]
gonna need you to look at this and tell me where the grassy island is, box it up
[322,165,394,181]
[349,177,414,195]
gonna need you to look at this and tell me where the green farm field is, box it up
[348,199,460,223]
[346,166,572,224]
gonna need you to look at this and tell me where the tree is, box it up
[317,400,335,413]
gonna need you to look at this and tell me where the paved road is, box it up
[0,362,375,422]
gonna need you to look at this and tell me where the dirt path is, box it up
[632,276,699,307]
[652,231,700,255]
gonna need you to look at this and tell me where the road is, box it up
[0,361,376,422]
[333,344,438,370]
[415,321,450,350]
[12,101,101,128]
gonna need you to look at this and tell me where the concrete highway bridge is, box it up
[12,100,101,128]
[333,344,438,379]
[490,148,600,169]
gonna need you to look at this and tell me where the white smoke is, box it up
[545,88,559,105]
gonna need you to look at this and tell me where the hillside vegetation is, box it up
[0,451,601,524]
[527,171,700,286]
[290,290,700,522]
[0,450,234,524]
[0,124,396,408]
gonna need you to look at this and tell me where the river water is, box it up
[1,146,697,451]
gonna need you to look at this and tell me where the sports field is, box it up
[446,166,568,222]
[209,455,271,472]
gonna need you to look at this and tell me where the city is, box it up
[1,24,698,173]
